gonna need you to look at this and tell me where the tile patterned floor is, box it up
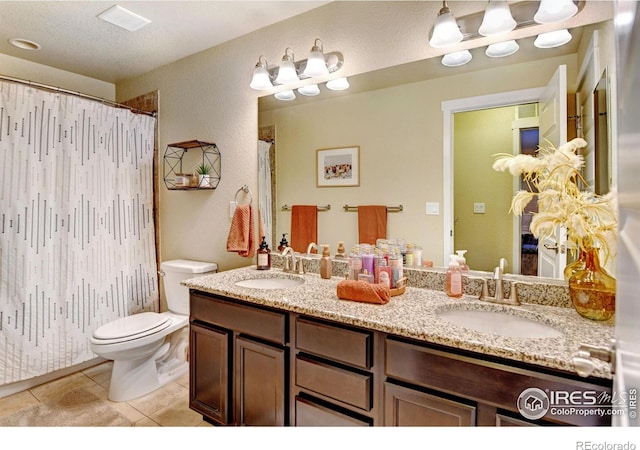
[0,361,212,427]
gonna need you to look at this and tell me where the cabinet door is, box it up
[189,322,230,424]
[235,336,287,426]
[384,382,476,426]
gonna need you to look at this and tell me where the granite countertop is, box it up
[183,265,615,380]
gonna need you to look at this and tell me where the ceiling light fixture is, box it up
[303,39,330,77]
[429,1,463,48]
[478,1,516,36]
[250,56,274,91]
[485,40,519,58]
[97,5,151,32]
[8,37,41,50]
[533,0,578,24]
[326,77,350,91]
[442,50,473,67]
[275,48,300,85]
[534,29,573,48]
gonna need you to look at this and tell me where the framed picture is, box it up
[316,146,360,187]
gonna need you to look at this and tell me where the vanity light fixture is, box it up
[534,29,573,48]
[441,50,473,67]
[303,39,330,77]
[297,84,320,96]
[428,1,463,48]
[250,56,274,91]
[485,40,519,58]
[326,77,350,91]
[274,90,296,101]
[275,48,300,85]
[478,1,516,37]
[534,0,578,24]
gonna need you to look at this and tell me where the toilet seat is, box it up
[91,312,172,345]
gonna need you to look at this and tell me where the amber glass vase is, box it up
[568,247,616,321]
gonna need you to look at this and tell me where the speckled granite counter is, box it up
[183,265,614,380]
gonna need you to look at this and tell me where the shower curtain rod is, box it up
[0,74,157,117]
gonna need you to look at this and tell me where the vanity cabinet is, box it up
[189,292,289,426]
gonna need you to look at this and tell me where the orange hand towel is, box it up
[290,205,317,253]
[358,205,387,245]
[336,280,391,305]
[226,204,256,257]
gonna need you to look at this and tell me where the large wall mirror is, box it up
[258,17,616,281]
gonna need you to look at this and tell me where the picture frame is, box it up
[316,146,360,187]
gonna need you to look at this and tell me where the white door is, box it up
[537,65,568,278]
[612,0,640,427]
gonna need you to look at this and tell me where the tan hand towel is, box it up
[226,204,256,257]
[358,205,387,245]
[290,205,318,253]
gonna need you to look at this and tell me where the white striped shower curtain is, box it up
[0,80,158,385]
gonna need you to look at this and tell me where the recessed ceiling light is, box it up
[9,38,41,51]
[98,5,151,32]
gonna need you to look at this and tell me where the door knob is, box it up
[543,243,566,254]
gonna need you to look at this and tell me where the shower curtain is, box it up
[0,80,158,385]
[258,140,273,246]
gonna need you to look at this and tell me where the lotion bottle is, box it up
[257,236,271,270]
[320,245,332,279]
[446,254,463,298]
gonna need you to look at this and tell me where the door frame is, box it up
[442,87,544,266]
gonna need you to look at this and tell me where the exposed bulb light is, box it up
[534,29,572,48]
[274,48,300,85]
[478,1,516,36]
[429,1,463,48]
[534,0,578,24]
[303,39,329,77]
[486,40,519,58]
[274,90,296,101]
[249,56,273,90]
[298,84,320,96]
[326,77,350,91]
[442,50,472,67]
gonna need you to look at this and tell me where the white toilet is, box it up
[90,259,217,402]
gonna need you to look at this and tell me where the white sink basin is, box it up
[437,309,562,339]
[234,276,304,290]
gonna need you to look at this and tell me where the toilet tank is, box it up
[160,259,217,315]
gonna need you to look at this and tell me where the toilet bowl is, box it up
[90,259,217,402]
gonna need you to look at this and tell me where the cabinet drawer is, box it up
[191,293,286,345]
[295,396,370,427]
[295,355,372,411]
[295,317,372,369]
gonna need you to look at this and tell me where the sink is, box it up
[437,309,563,339]
[234,276,304,290]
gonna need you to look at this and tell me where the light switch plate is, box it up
[474,202,486,214]
[229,201,237,218]
[426,202,440,215]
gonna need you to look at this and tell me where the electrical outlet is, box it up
[474,202,486,214]
[425,202,439,215]
[229,201,237,218]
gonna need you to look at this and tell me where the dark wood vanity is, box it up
[189,290,612,427]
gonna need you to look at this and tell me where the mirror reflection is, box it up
[258,19,616,281]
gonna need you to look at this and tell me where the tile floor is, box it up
[0,361,212,427]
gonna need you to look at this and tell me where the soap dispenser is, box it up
[446,254,463,298]
[277,233,289,252]
[257,236,271,270]
[455,250,469,272]
[320,245,332,279]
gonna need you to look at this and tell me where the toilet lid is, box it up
[93,312,172,342]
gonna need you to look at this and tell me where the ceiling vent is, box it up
[97,5,151,32]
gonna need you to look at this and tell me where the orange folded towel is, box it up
[226,204,256,257]
[290,205,318,253]
[358,205,387,245]
[336,279,391,305]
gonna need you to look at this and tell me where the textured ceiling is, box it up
[0,1,329,83]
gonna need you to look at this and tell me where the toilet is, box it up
[90,259,217,402]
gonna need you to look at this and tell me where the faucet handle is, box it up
[508,281,533,305]
[468,277,489,300]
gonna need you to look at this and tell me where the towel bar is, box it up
[282,204,331,211]
[343,204,403,212]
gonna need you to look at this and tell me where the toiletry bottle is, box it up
[358,270,374,283]
[335,241,346,258]
[257,236,271,270]
[361,245,374,277]
[404,243,414,267]
[320,245,332,279]
[378,258,391,288]
[348,247,362,280]
[456,250,469,272]
[413,244,423,267]
[446,254,463,298]
[388,248,403,289]
[277,233,289,252]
